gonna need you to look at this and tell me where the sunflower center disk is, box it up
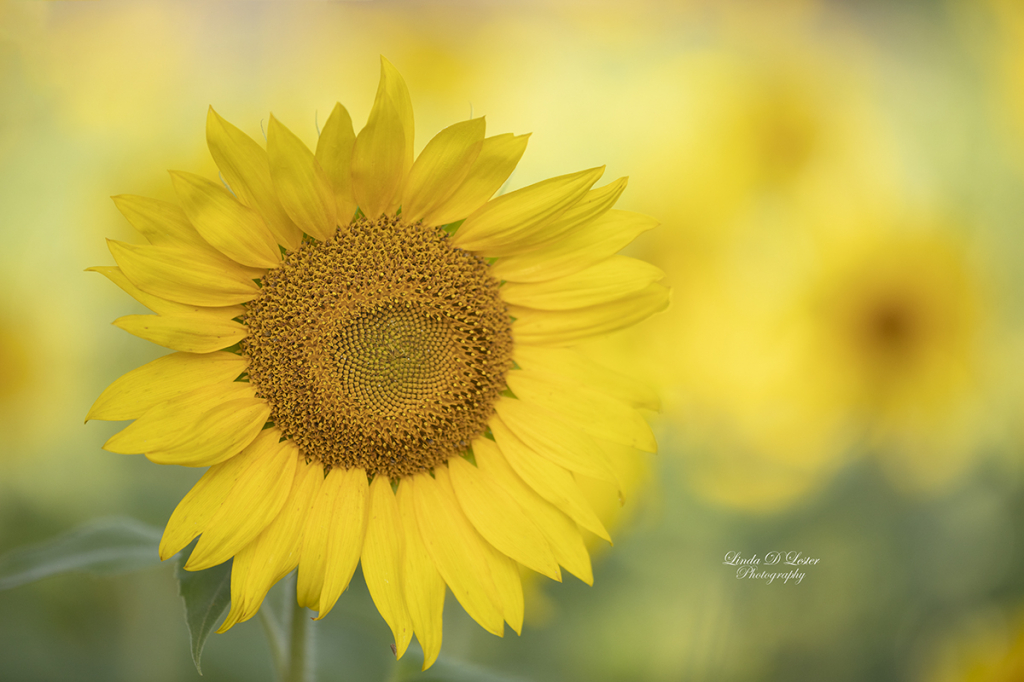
[242,216,513,478]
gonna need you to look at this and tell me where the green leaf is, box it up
[175,544,232,675]
[0,516,163,590]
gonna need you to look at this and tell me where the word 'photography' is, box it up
[723,551,821,585]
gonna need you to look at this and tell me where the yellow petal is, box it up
[351,63,408,219]
[512,345,660,411]
[471,438,593,581]
[409,470,504,636]
[510,282,670,347]
[87,351,245,422]
[218,461,323,632]
[315,103,358,225]
[307,467,369,618]
[88,264,181,314]
[159,449,251,560]
[490,415,610,542]
[377,56,415,186]
[433,467,522,635]
[493,398,617,484]
[361,476,413,656]
[401,117,486,225]
[593,438,648,490]
[472,438,592,584]
[422,133,530,227]
[89,266,245,320]
[186,431,299,570]
[396,482,445,670]
[113,313,246,354]
[481,538,523,636]
[146,398,270,467]
[479,177,628,258]
[490,209,658,283]
[500,256,664,311]
[207,107,304,250]
[103,382,256,455]
[111,194,212,252]
[296,467,340,610]
[320,469,369,605]
[505,370,657,452]
[170,171,281,269]
[524,177,627,249]
[448,456,560,580]
[268,115,337,242]
[107,239,260,307]
[450,167,604,254]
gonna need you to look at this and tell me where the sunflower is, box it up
[86,58,667,668]
[805,221,997,490]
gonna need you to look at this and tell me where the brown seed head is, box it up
[242,215,513,478]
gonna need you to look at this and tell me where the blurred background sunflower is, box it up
[3,0,1024,681]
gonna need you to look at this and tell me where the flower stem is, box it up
[259,606,287,682]
[285,577,314,682]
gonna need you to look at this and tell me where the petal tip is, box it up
[206,106,227,126]
[157,541,176,562]
[216,614,239,634]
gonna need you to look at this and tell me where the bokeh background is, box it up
[3,0,1024,680]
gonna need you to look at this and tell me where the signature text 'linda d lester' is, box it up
[723,551,820,585]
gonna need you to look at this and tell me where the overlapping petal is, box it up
[315,103,358,225]
[472,438,593,584]
[112,312,247,354]
[145,397,269,467]
[494,397,619,484]
[448,455,561,580]
[490,209,659,283]
[451,166,604,254]
[361,476,413,655]
[268,115,337,241]
[219,461,322,631]
[490,415,610,542]
[107,239,260,307]
[169,170,281,268]
[396,482,446,670]
[409,470,505,636]
[512,345,661,411]
[159,448,253,560]
[401,117,485,224]
[500,256,664,310]
[510,282,671,347]
[186,430,298,570]
[420,133,530,227]
[206,107,304,250]
[505,370,657,451]
[102,382,256,455]
[477,177,628,258]
[303,467,368,618]
[89,265,244,319]
[87,351,245,422]
[352,59,411,218]
[111,194,215,252]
